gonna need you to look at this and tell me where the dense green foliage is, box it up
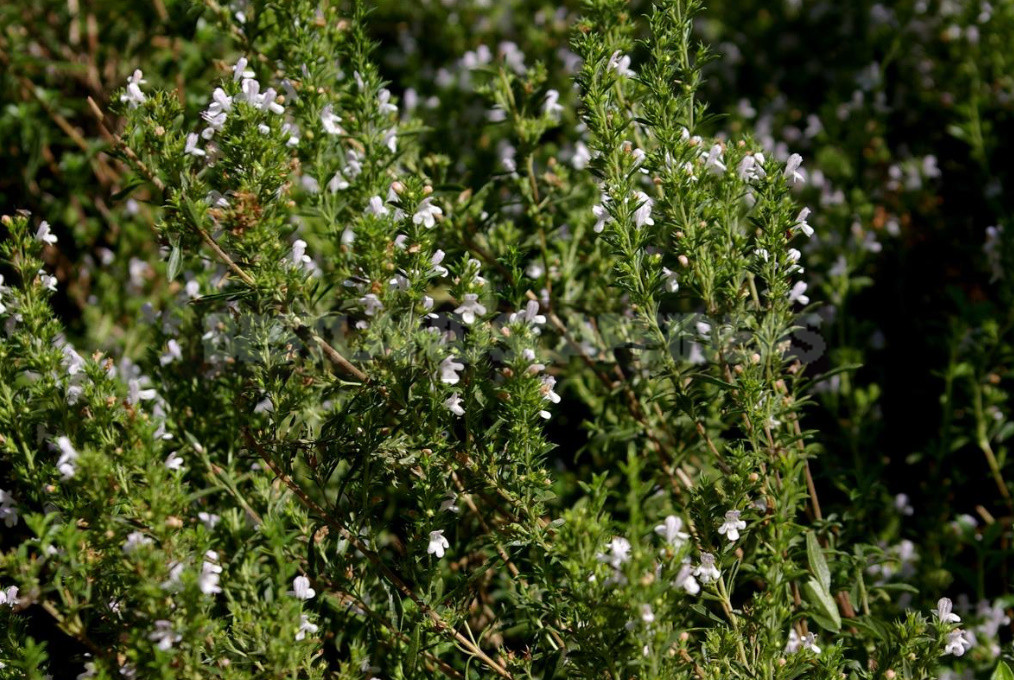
[1,0,1013,678]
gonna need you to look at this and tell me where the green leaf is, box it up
[807,532,831,592]
[992,662,1014,680]
[804,578,841,632]
[166,245,182,282]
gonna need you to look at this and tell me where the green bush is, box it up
[1,0,1012,678]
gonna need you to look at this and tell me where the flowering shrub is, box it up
[1,0,1013,678]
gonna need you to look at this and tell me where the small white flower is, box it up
[935,597,961,624]
[784,153,806,185]
[359,293,384,317]
[0,585,20,607]
[35,221,57,245]
[597,537,632,570]
[703,144,727,175]
[572,141,592,170]
[455,294,486,325]
[0,488,18,528]
[55,436,79,480]
[794,207,814,238]
[943,629,973,656]
[122,531,153,554]
[801,632,821,653]
[366,195,389,217]
[640,603,655,625]
[295,614,318,641]
[199,553,223,595]
[321,105,344,135]
[717,510,746,542]
[289,575,316,601]
[290,239,312,268]
[592,204,609,233]
[232,57,254,81]
[430,250,449,277]
[784,629,802,653]
[328,171,350,192]
[198,512,221,530]
[788,281,810,305]
[632,191,654,228]
[427,530,450,558]
[413,198,443,229]
[444,393,465,417]
[184,133,206,157]
[510,300,546,326]
[737,154,767,182]
[439,356,465,385]
[164,451,185,471]
[693,553,720,583]
[607,51,635,78]
[674,562,700,595]
[543,89,564,119]
[120,69,146,108]
[148,620,181,651]
[662,267,679,293]
[654,515,689,548]
[440,492,460,514]
[159,339,183,366]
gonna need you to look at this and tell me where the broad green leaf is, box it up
[804,578,842,632]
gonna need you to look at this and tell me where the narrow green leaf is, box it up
[807,532,831,592]
[991,661,1014,680]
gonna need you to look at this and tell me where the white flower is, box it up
[366,195,389,217]
[232,57,254,81]
[430,250,449,277]
[289,575,316,601]
[328,171,350,192]
[788,281,810,305]
[674,562,700,595]
[662,267,679,293]
[592,204,609,233]
[39,270,58,292]
[801,632,820,653]
[295,614,319,641]
[943,629,973,656]
[382,128,397,153]
[572,141,591,170]
[794,207,814,238]
[290,239,313,269]
[199,552,223,595]
[654,515,689,548]
[510,300,546,326]
[737,154,767,182]
[413,198,443,229]
[159,339,183,366]
[607,50,635,78]
[455,294,486,325]
[703,144,727,175]
[148,620,180,652]
[359,293,384,317]
[198,512,221,530]
[640,604,655,625]
[784,629,802,653]
[164,451,185,471]
[120,69,146,108]
[597,537,632,569]
[693,553,720,583]
[0,585,19,607]
[161,562,184,591]
[543,89,563,119]
[55,436,79,480]
[784,153,806,185]
[440,492,460,514]
[935,597,961,624]
[184,133,206,157]
[320,105,343,135]
[717,510,746,542]
[632,192,654,228]
[122,531,153,554]
[427,530,450,558]
[35,221,57,245]
[439,356,465,385]
[444,393,465,417]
